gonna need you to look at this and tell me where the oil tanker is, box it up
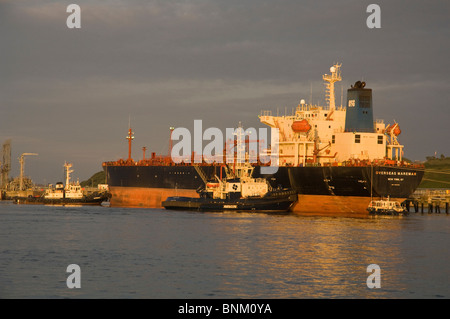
[103,64,424,214]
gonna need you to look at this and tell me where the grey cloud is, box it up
[1,0,449,183]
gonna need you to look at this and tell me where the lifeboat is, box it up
[386,124,401,136]
[206,182,219,188]
[291,119,311,133]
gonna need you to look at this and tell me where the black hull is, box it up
[367,208,408,216]
[12,194,110,206]
[104,165,424,200]
[162,191,298,212]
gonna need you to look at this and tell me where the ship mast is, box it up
[126,127,135,161]
[168,126,175,158]
[64,162,73,189]
[322,63,342,111]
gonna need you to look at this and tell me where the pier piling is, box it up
[407,189,450,214]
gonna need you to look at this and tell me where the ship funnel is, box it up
[345,81,374,132]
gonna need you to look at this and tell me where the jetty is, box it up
[405,189,450,214]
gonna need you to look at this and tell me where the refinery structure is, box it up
[0,139,41,199]
[0,140,109,204]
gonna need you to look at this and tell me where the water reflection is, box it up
[0,203,448,298]
[210,213,425,298]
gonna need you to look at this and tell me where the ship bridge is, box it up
[259,64,405,166]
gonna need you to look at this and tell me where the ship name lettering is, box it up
[388,178,404,182]
[223,303,272,314]
[397,171,416,176]
[376,171,397,175]
[376,171,416,176]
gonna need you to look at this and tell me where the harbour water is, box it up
[0,201,449,299]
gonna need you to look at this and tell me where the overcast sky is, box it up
[1,0,449,184]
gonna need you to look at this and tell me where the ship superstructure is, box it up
[162,161,297,212]
[259,64,401,167]
[202,162,271,200]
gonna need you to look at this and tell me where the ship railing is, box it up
[102,158,272,167]
[297,159,425,169]
[338,159,424,169]
[260,110,273,117]
[102,151,280,167]
[102,158,424,169]
[412,189,450,197]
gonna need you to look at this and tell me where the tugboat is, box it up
[162,162,297,212]
[367,196,408,216]
[14,162,110,205]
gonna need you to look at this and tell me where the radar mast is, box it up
[323,63,342,111]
